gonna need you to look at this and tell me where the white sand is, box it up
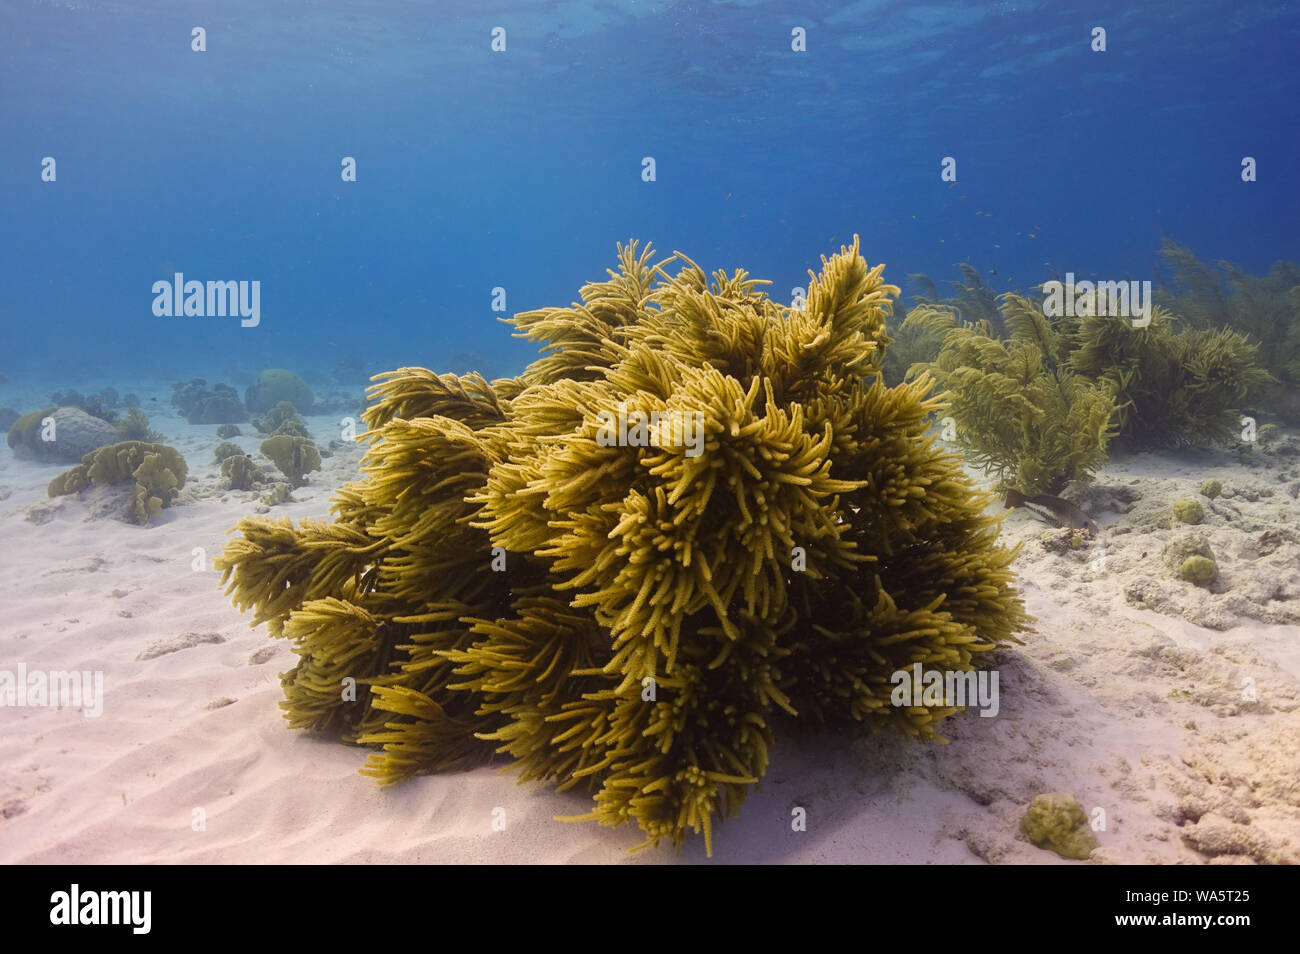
[2,386,1297,864]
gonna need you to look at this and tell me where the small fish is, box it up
[1004,489,1098,532]
[988,267,998,275]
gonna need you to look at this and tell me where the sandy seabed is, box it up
[2,382,1297,865]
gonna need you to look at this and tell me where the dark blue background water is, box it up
[3,0,1297,387]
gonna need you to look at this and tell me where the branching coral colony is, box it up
[903,280,1273,493]
[215,238,1031,854]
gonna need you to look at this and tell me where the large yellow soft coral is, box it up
[216,237,1029,855]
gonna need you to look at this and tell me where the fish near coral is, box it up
[1004,489,1098,532]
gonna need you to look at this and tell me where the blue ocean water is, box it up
[2,0,1297,385]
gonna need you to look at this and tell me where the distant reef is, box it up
[171,379,248,425]
[245,369,314,415]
